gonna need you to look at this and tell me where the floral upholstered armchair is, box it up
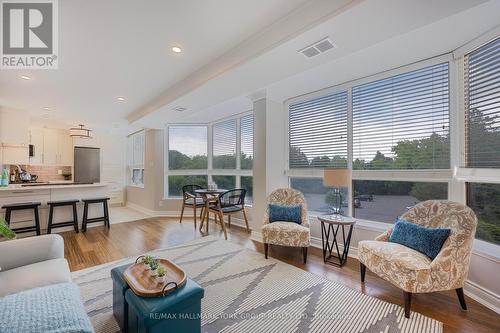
[358,200,477,318]
[261,188,310,264]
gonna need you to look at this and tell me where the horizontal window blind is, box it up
[240,114,254,170]
[465,37,500,168]
[213,119,237,169]
[352,63,450,170]
[127,130,144,167]
[289,91,348,168]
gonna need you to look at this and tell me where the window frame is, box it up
[127,130,145,188]
[164,111,254,206]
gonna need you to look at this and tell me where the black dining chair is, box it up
[205,189,249,240]
[179,184,206,229]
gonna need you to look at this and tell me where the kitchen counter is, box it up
[0,182,107,191]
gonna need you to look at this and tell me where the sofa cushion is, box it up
[0,282,94,333]
[358,240,432,293]
[389,219,450,259]
[262,221,310,247]
[0,258,71,297]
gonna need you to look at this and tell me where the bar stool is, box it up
[2,202,41,235]
[82,197,110,232]
[47,200,80,234]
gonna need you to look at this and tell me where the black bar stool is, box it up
[82,197,110,232]
[2,202,41,235]
[47,200,80,234]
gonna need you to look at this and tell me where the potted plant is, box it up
[157,265,167,283]
[139,255,154,270]
[0,217,16,240]
[149,258,159,276]
[62,171,72,181]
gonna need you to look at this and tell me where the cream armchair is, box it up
[262,188,310,264]
[358,200,477,318]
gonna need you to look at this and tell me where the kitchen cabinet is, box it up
[0,144,29,165]
[29,128,73,166]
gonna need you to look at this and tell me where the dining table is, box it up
[194,189,227,233]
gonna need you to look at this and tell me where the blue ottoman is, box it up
[111,264,130,332]
[126,278,204,333]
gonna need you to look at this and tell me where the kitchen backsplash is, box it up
[9,165,72,182]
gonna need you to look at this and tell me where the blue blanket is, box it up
[0,282,94,333]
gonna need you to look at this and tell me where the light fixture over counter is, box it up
[70,124,92,139]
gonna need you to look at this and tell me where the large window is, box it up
[467,183,500,245]
[290,177,348,215]
[166,114,253,205]
[213,119,237,169]
[352,62,450,170]
[353,181,448,223]
[464,37,500,168]
[127,130,145,187]
[289,91,348,168]
[168,126,208,170]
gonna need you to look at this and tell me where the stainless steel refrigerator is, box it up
[74,147,100,184]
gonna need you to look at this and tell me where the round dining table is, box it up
[194,189,227,233]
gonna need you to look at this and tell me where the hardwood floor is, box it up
[60,216,500,333]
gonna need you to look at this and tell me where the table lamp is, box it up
[323,168,352,215]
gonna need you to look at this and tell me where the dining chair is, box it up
[206,189,250,240]
[179,184,206,229]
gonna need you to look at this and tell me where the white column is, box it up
[250,91,288,233]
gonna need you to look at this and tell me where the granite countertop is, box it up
[0,183,108,191]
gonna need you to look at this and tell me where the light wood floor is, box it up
[60,216,500,333]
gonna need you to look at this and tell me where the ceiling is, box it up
[1,0,499,133]
[0,0,309,130]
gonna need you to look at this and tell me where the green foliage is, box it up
[0,218,16,240]
[212,176,235,190]
[157,265,166,277]
[467,108,500,168]
[168,175,208,197]
[410,182,448,201]
[240,153,253,170]
[168,150,207,170]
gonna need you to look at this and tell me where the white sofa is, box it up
[0,234,72,297]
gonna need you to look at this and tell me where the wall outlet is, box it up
[58,169,62,175]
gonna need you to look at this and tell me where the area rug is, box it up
[72,236,443,333]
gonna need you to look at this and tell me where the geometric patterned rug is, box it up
[72,236,442,333]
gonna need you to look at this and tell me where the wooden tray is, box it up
[123,258,187,297]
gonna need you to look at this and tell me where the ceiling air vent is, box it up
[173,106,187,112]
[298,38,335,58]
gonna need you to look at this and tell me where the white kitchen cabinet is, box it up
[58,130,73,165]
[29,127,44,164]
[0,144,29,165]
[42,129,59,165]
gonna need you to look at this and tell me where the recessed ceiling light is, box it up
[117,96,126,102]
[42,107,51,111]
[173,106,186,112]
[20,75,32,80]
[171,46,182,54]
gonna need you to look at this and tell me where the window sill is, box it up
[127,184,145,189]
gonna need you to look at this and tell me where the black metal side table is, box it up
[317,215,356,267]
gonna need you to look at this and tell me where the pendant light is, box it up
[70,124,92,139]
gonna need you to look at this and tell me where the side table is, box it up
[317,215,356,267]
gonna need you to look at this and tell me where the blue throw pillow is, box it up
[268,204,302,224]
[389,219,451,260]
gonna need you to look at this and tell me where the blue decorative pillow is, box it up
[269,204,302,224]
[389,219,451,260]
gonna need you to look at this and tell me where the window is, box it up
[213,119,237,169]
[290,177,348,215]
[168,126,208,170]
[352,63,450,170]
[168,175,208,197]
[353,181,448,223]
[166,114,253,202]
[289,91,348,168]
[467,183,500,245]
[241,176,253,205]
[464,37,500,168]
[240,114,254,169]
[127,130,145,187]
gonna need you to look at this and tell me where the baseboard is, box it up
[251,231,499,314]
[125,202,178,217]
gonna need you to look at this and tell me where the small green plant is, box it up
[157,265,166,278]
[0,218,16,240]
[149,258,159,271]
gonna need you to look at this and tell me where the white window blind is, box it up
[213,119,237,169]
[289,91,348,168]
[127,130,145,186]
[465,37,500,168]
[240,114,254,170]
[352,63,450,170]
